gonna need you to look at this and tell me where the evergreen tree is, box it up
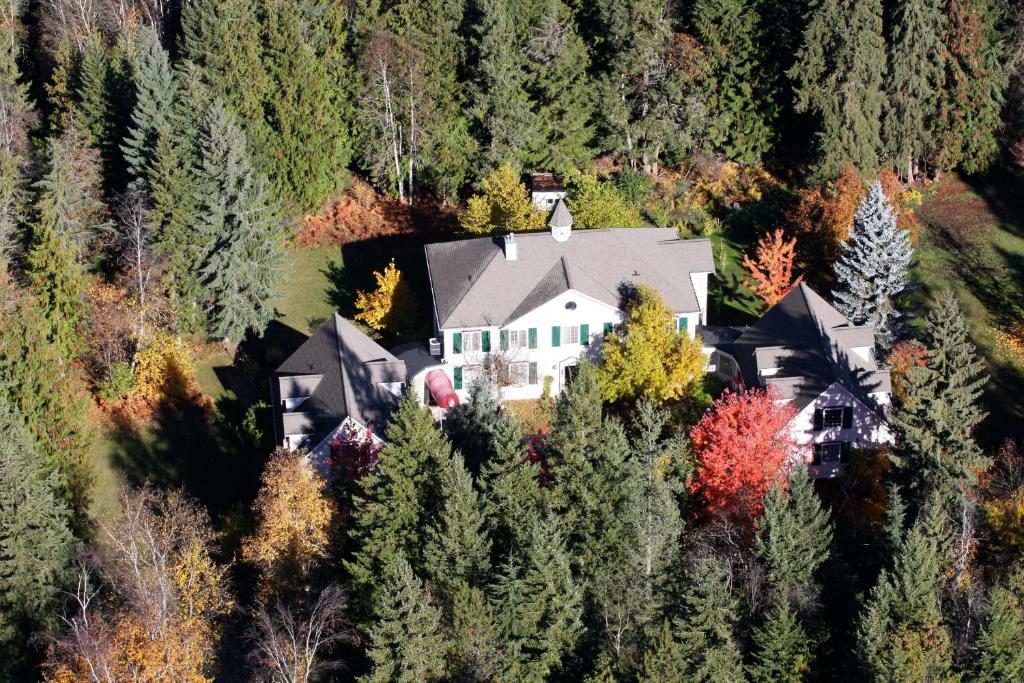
[974,581,1024,682]
[692,0,776,163]
[883,0,945,180]
[345,391,451,617]
[479,411,542,557]
[26,219,85,361]
[791,0,886,178]
[445,376,502,473]
[423,453,492,602]
[491,512,583,680]
[192,99,284,343]
[0,401,75,676]
[74,32,113,161]
[0,13,32,275]
[674,556,746,682]
[831,181,913,346]
[857,510,956,682]
[260,0,352,209]
[755,462,832,608]
[891,291,989,507]
[360,556,448,683]
[122,24,175,188]
[748,599,813,683]
[637,620,687,682]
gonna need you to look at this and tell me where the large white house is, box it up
[416,200,715,402]
[701,282,893,478]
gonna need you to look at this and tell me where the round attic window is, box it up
[565,301,577,310]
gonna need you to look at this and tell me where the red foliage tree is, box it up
[689,386,801,518]
[741,229,804,309]
[328,424,382,496]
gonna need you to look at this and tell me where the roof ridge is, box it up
[560,255,573,289]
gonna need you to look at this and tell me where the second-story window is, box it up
[562,325,580,345]
[822,406,845,429]
[508,329,529,349]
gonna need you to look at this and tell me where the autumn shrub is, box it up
[986,490,1024,552]
[128,334,202,410]
[994,323,1024,367]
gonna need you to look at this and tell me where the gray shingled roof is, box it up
[716,283,891,410]
[548,198,573,227]
[273,314,406,446]
[425,228,715,329]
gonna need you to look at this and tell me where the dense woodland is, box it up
[0,0,1024,680]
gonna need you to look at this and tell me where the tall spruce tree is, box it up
[445,377,503,473]
[857,508,956,682]
[692,0,776,163]
[423,452,492,603]
[360,556,448,683]
[122,24,175,189]
[637,620,687,682]
[831,181,913,346]
[192,99,284,343]
[790,0,886,178]
[74,33,113,165]
[345,391,451,618]
[491,512,583,680]
[479,411,542,557]
[755,462,832,609]
[884,0,945,180]
[748,599,813,683]
[0,401,75,677]
[674,556,746,682]
[974,580,1024,682]
[0,12,31,276]
[891,291,989,508]
[26,219,84,362]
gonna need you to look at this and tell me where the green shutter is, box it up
[551,326,561,347]
[528,328,537,349]
[482,330,491,352]
[604,322,613,335]
[452,332,462,354]
[500,329,509,351]
[529,362,538,384]
[580,323,590,346]
[454,366,463,390]
[677,316,688,332]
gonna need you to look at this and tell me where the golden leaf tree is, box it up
[44,487,233,683]
[742,229,804,309]
[459,163,547,235]
[242,447,337,597]
[598,284,706,403]
[354,259,417,332]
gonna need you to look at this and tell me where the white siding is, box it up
[689,271,711,324]
[787,382,893,449]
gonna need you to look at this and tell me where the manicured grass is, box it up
[911,171,1024,447]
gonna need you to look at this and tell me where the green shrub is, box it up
[99,361,135,402]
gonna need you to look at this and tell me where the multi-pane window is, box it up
[819,441,843,464]
[463,330,482,353]
[508,329,529,349]
[508,362,530,386]
[562,325,580,345]
[822,407,845,429]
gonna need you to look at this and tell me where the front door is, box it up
[561,360,578,391]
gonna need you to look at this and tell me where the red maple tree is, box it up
[742,229,804,309]
[689,386,802,518]
[328,424,382,496]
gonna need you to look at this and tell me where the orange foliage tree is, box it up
[44,487,233,682]
[786,165,864,276]
[886,341,930,401]
[741,229,804,309]
[689,387,801,518]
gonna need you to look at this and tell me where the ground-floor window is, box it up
[508,361,530,386]
[817,441,844,464]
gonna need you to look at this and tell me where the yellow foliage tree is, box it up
[131,333,200,406]
[564,170,642,228]
[459,163,547,235]
[598,285,706,403]
[354,259,417,332]
[242,447,337,597]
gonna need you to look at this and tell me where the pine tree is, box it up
[692,0,776,163]
[122,24,175,188]
[674,556,746,682]
[479,411,542,557]
[260,0,352,209]
[0,400,75,653]
[857,511,956,682]
[637,620,687,682]
[831,181,913,346]
[748,600,813,683]
[360,556,448,683]
[755,462,833,608]
[891,291,989,507]
[345,391,451,618]
[491,512,583,680]
[445,376,503,473]
[883,0,945,180]
[974,581,1024,682]
[423,453,492,602]
[192,99,284,343]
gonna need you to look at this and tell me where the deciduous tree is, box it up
[353,259,417,333]
[460,163,546,234]
[689,386,798,517]
[742,229,803,309]
[564,171,642,228]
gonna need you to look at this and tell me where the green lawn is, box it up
[911,171,1024,447]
